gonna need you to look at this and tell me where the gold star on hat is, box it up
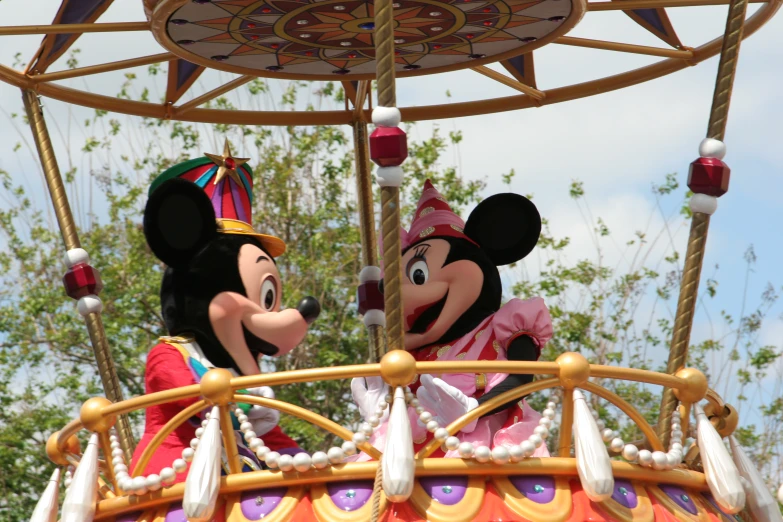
[204,139,250,186]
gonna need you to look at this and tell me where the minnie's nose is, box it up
[296,296,321,324]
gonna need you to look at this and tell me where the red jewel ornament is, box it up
[224,156,236,170]
[370,126,408,167]
[63,263,103,300]
[687,157,730,197]
[357,280,385,314]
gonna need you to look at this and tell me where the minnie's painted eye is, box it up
[261,277,277,310]
[407,260,429,285]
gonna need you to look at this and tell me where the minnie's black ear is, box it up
[143,178,217,268]
[464,193,541,266]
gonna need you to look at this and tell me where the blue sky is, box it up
[0,0,781,450]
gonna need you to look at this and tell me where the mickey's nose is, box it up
[296,296,321,325]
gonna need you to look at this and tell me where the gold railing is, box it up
[46,351,726,519]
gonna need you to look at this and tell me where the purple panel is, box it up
[116,513,143,522]
[326,480,374,511]
[164,503,186,522]
[229,178,248,223]
[631,9,666,34]
[505,54,526,80]
[176,60,201,90]
[510,476,556,504]
[611,480,638,509]
[211,179,225,218]
[49,0,112,58]
[660,485,698,515]
[419,476,468,506]
[240,487,288,519]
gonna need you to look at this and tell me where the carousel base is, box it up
[95,459,736,522]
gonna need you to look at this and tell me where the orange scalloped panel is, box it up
[378,501,427,522]
[311,479,388,521]
[570,480,611,521]
[224,486,304,521]
[475,483,529,521]
[648,485,711,522]
[492,474,572,521]
[408,475,486,522]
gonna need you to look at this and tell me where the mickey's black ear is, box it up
[464,193,541,266]
[143,178,217,268]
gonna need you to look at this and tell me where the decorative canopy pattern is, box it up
[159,0,575,78]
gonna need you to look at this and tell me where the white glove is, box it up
[417,374,479,433]
[246,386,280,437]
[351,376,390,424]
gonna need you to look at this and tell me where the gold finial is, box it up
[204,139,250,186]
[380,350,417,387]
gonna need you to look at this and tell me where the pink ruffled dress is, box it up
[359,297,553,459]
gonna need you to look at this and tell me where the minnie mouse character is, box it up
[131,147,320,481]
[353,180,552,458]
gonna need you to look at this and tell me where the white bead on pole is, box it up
[376,166,404,188]
[689,194,718,215]
[363,309,386,328]
[64,248,90,268]
[695,404,745,514]
[359,266,382,284]
[183,406,222,522]
[699,138,727,160]
[729,436,782,522]
[372,106,402,128]
[382,386,415,502]
[30,468,61,522]
[61,433,100,522]
[77,295,103,317]
[573,390,614,502]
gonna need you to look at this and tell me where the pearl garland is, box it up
[445,393,560,463]
[110,390,689,494]
[597,407,685,470]
[113,395,394,496]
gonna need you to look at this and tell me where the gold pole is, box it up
[0,22,150,36]
[352,93,385,362]
[657,0,749,447]
[31,53,175,83]
[21,89,136,463]
[175,75,255,114]
[554,37,695,59]
[471,66,546,99]
[371,0,403,518]
[374,0,404,355]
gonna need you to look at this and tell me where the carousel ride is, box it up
[1,0,779,520]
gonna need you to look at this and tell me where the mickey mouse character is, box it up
[353,180,552,458]
[131,148,320,481]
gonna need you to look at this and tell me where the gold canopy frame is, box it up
[0,0,778,127]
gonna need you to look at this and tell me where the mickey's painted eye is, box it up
[407,260,429,285]
[261,277,277,310]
